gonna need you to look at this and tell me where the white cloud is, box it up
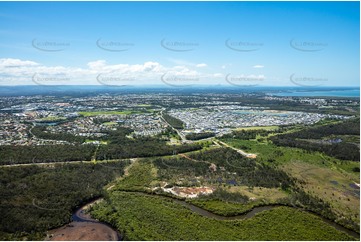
[0,58,39,67]
[87,60,107,69]
[196,63,207,68]
[3,58,271,86]
[87,61,165,74]
[142,61,163,72]
[0,58,208,85]
[253,65,264,68]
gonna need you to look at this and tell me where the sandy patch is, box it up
[47,221,118,241]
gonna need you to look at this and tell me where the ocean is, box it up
[273,89,360,98]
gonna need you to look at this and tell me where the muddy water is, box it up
[46,201,120,241]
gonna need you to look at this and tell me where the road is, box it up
[159,110,189,143]
[214,140,257,158]
[0,140,256,168]
[0,150,194,168]
[0,159,122,168]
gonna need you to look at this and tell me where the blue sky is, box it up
[0,1,359,87]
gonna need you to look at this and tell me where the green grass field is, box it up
[84,139,108,144]
[79,110,147,116]
[220,138,360,171]
[235,125,279,131]
[38,116,67,121]
[282,161,360,227]
[103,121,117,126]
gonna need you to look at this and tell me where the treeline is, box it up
[185,132,215,140]
[153,157,210,181]
[189,148,295,189]
[153,148,295,190]
[162,113,184,129]
[31,126,86,143]
[97,142,202,160]
[0,127,203,165]
[102,127,133,143]
[270,118,360,161]
[289,189,335,221]
[0,161,129,239]
[287,188,359,233]
[96,128,202,160]
[271,139,359,161]
[283,118,359,139]
[0,145,96,165]
[222,129,275,140]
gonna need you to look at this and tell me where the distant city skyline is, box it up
[0,1,359,87]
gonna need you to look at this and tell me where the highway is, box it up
[159,110,189,143]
